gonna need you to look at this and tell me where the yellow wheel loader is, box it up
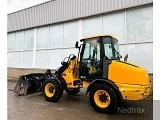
[13,34,151,113]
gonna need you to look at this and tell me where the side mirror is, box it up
[75,41,79,48]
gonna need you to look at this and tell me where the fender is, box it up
[86,79,122,99]
[49,74,66,90]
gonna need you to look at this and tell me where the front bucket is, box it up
[13,75,41,96]
[13,76,30,96]
[12,69,52,96]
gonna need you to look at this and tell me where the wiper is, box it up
[113,47,122,59]
[116,51,122,59]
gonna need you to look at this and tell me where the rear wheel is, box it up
[89,84,118,113]
[65,89,80,95]
[42,79,63,102]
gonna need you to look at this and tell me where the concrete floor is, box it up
[8,81,152,120]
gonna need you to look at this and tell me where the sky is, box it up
[7,0,51,13]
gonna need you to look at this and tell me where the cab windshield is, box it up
[103,36,121,60]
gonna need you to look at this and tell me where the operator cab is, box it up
[78,34,121,80]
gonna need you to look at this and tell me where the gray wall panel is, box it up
[7,0,153,32]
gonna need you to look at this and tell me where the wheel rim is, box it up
[94,90,111,108]
[45,83,55,97]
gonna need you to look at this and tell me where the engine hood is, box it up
[108,60,150,85]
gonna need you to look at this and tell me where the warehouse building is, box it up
[7,0,153,73]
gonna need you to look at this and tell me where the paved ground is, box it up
[8,81,153,120]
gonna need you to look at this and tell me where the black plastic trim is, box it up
[116,60,139,68]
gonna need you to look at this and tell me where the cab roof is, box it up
[80,34,118,41]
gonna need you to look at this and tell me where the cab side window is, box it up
[80,38,101,78]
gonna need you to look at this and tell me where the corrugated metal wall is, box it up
[7,0,153,32]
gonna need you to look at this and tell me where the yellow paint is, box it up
[58,35,151,102]
[45,83,55,97]
[82,81,90,88]
[94,90,111,108]
[82,34,118,41]
[115,83,151,100]
[108,60,150,85]
[61,57,151,101]
[62,57,81,88]
[108,60,151,100]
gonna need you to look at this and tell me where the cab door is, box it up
[79,37,103,80]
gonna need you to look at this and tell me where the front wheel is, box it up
[89,84,118,113]
[42,79,63,102]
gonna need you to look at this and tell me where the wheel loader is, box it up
[13,34,151,113]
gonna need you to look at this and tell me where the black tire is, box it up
[65,89,80,95]
[42,79,63,102]
[89,83,118,113]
